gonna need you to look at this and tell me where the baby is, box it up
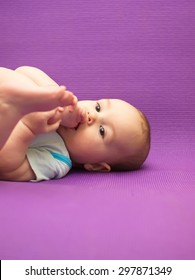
[0,66,150,181]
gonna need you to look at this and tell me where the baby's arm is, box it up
[0,108,63,181]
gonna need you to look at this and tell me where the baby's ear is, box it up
[84,162,111,172]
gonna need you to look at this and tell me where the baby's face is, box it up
[62,99,143,168]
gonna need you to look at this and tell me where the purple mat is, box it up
[0,0,195,260]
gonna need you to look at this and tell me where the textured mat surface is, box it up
[0,0,194,259]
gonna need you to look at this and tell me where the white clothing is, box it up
[26,132,72,182]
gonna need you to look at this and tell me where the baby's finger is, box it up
[47,119,62,132]
[47,107,64,125]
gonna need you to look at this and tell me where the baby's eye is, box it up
[99,125,105,138]
[95,102,101,112]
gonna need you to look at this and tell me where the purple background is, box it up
[0,0,195,259]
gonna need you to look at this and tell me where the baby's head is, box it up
[61,99,150,172]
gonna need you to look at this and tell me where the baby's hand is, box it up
[60,98,86,128]
[22,107,64,136]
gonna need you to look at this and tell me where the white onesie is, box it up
[26,132,72,182]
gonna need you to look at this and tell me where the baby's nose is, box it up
[87,111,96,125]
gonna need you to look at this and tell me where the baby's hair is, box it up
[111,109,151,171]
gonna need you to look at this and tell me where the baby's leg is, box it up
[0,67,75,149]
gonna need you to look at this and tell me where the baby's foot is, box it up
[21,85,77,115]
[0,84,77,116]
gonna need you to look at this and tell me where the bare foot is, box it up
[19,85,77,115]
[0,84,77,116]
[0,85,77,149]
